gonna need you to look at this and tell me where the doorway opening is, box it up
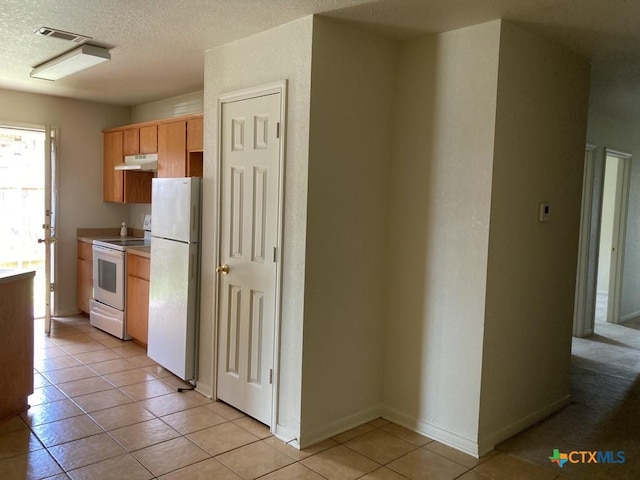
[574,147,632,337]
[0,125,57,328]
[597,150,631,328]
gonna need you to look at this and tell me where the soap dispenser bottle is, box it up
[120,222,127,237]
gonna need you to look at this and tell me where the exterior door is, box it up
[217,91,282,426]
[0,125,57,334]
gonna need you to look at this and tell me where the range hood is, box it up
[115,153,158,171]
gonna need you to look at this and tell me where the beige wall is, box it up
[203,16,314,441]
[383,21,501,454]
[131,90,203,124]
[200,15,591,456]
[479,21,590,451]
[300,17,397,445]
[0,88,130,315]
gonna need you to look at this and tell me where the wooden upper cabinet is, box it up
[140,126,158,154]
[103,131,124,202]
[123,129,139,156]
[158,120,187,178]
[105,114,202,188]
[123,126,158,156]
[103,130,152,203]
[187,116,203,151]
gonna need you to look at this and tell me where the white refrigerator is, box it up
[148,177,202,381]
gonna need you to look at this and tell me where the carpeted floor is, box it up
[497,297,640,480]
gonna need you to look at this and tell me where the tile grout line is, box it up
[22,317,552,480]
[31,322,300,478]
[34,324,403,479]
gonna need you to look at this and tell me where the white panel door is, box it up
[217,92,281,425]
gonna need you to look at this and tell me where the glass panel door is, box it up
[0,126,47,318]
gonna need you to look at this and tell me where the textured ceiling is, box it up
[1,0,640,121]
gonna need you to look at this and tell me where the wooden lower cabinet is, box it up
[126,252,150,345]
[77,240,93,314]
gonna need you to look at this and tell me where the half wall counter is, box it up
[0,269,35,423]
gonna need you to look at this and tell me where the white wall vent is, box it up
[35,27,90,43]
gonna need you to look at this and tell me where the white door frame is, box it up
[574,146,632,335]
[606,148,632,324]
[213,81,287,431]
[44,126,59,334]
[573,144,598,337]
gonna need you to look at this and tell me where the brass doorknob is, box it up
[37,237,57,244]
[216,264,230,275]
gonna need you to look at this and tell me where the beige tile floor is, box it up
[0,316,569,480]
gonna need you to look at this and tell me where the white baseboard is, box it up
[274,424,300,448]
[382,406,480,457]
[621,310,640,323]
[381,395,570,458]
[54,308,82,317]
[195,383,213,400]
[476,394,570,455]
[298,404,382,449]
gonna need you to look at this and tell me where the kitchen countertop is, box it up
[78,235,143,243]
[77,230,150,258]
[77,227,146,244]
[0,269,36,286]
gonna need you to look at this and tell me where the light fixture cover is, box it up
[30,44,110,81]
[35,26,91,43]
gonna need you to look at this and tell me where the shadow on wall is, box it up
[383,36,438,423]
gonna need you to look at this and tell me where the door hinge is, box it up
[50,283,55,292]
[269,369,273,384]
[276,122,281,139]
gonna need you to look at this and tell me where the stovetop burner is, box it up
[93,238,150,251]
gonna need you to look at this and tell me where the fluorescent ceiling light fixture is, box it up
[30,44,110,80]
[35,26,91,43]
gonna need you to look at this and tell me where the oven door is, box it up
[92,244,125,311]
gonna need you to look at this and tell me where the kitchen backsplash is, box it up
[129,203,152,230]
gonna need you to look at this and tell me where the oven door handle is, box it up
[92,244,124,259]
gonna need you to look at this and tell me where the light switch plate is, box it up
[539,203,551,223]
